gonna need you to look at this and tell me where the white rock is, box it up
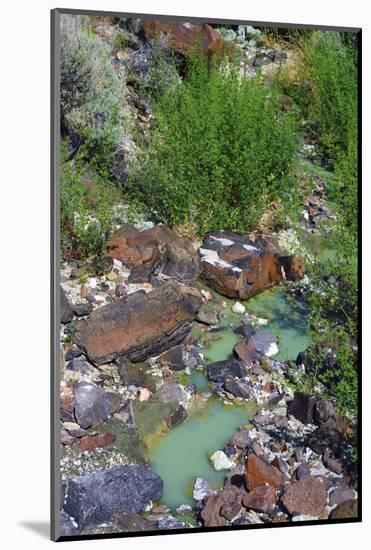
[88,278,97,289]
[232,301,246,314]
[210,450,234,471]
[266,342,279,357]
[193,477,215,501]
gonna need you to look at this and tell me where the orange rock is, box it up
[79,432,116,453]
[246,454,284,491]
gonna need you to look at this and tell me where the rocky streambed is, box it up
[58,187,358,536]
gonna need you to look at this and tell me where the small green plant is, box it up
[135,48,299,234]
[112,28,129,52]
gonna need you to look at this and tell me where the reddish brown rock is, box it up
[280,475,327,516]
[79,432,116,452]
[74,281,202,365]
[233,338,259,363]
[199,230,304,300]
[246,454,284,491]
[200,488,241,527]
[142,20,232,57]
[242,485,277,513]
[329,487,357,507]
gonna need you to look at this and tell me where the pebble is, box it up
[232,301,246,314]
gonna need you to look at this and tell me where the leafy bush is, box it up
[60,14,127,158]
[135,49,299,234]
[60,141,121,260]
[293,32,359,417]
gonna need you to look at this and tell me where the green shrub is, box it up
[60,141,121,260]
[135,49,299,234]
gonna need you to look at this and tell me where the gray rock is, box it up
[250,332,278,357]
[166,405,187,428]
[72,302,93,317]
[193,477,216,501]
[66,358,99,377]
[223,376,251,398]
[156,515,189,529]
[63,465,163,529]
[206,358,245,383]
[61,286,74,324]
[176,504,193,514]
[64,344,83,362]
[196,309,219,325]
[60,509,79,536]
[73,382,119,429]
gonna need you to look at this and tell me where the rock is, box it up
[142,20,233,57]
[246,454,284,490]
[242,485,277,513]
[322,448,344,474]
[79,432,116,452]
[280,476,327,516]
[158,237,200,285]
[313,399,336,425]
[273,414,288,429]
[60,510,79,536]
[206,358,245,383]
[73,382,119,429]
[233,338,259,363]
[138,388,152,401]
[329,499,358,519]
[196,309,219,325]
[166,405,187,428]
[62,422,87,438]
[210,450,234,471]
[160,377,186,403]
[117,357,156,392]
[329,488,357,507]
[176,504,193,514]
[230,428,252,450]
[74,281,202,365]
[279,256,305,280]
[223,376,252,398]
[199,230,304,300]
[295,463,311,480]
[157,344,186,371]
[250,332,278,357]
[156,516,189,529]
[201,488,241,527]
[307,424,345,456]
[66,358,99,377]
[232,301,246,314]
[193,477,215,501]
[64,344,83,362]
[72,302,93,317]
[61,286,73,323]
[288,392,319,424]
[92,510,155,533]
[60,430,78,446]
[63,465,163,529]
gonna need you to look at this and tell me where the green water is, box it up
[188,370,212,392]
[245,287,309,361]
[150,397,256,509]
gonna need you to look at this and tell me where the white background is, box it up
[0,0,369,547]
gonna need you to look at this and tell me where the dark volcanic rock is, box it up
[199,230,304,300]
[63,465,163,529]
[233,338,259,363]
[223,376,252,398]
[72,302,93,317]
[60,510,79,536]
[329,487,357,507]
[280,475,327,516]
[81,510,156,534]
[66,358,99,376]
[246,454,284,491]
[73,382,119,429]
[61,286,74,324]
[117,357,156,392]
[166,405,187,428]
[206,358,245,383]
[287,392,319,424]
[313,399,336,425]
[158,238,200,285]
[307,423,345,455]
[158,344,186,371]
[250,332,278,357]
[74,281,202,365]
[230,428,252,450]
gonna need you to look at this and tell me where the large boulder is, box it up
[74,281,202,365]
[106,225,199,285]
[280,475,327,517]
[206,358,245,384]
[63,465,163,529]
[142,20,233,57]
[199,230,304,300]
[200,488,242,527]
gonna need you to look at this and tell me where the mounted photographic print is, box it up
[51,8,361,541]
